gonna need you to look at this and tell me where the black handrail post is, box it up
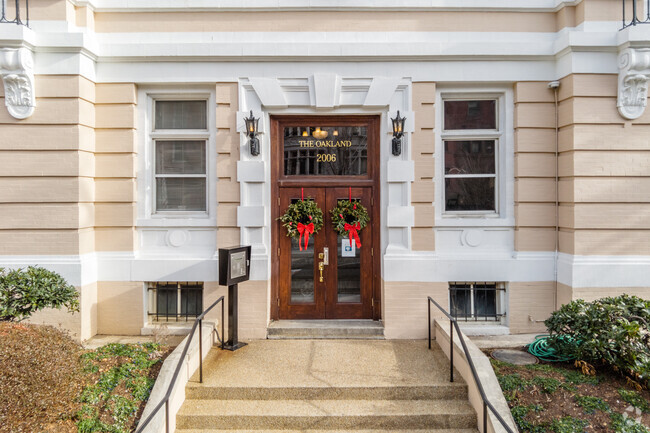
[624,0,627,28]
[633,0,639,25]
[199,318,203,383]
[165,399,169,433]
[25,0,28,26]
[221,299,225,350]
[449,319,454,383]
[483,400,488,433]
[428,300,431,350]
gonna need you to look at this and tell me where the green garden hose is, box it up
[526,334,577,362]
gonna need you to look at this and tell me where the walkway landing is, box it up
[177,340,478,432]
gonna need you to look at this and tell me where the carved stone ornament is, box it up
[0,48,35,119]
[618,48,650,120]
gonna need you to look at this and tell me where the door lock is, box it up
[318,247,329,265]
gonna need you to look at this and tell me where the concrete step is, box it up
[176,399,477,430]
[185,384,468,401]
[267,320,384,339]
[176,428,479,433]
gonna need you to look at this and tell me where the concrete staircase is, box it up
[176,340,478,433]
[267,320,385,339]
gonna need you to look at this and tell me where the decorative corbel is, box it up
[0,48,35,119]
[618,48,650,120]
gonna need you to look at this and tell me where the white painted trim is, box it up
[1,252,648,290]
[557,253,650,289]
[71,0,581,12]
[383,251,556,283]
[136,87,217,227]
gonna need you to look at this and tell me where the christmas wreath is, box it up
[278,197,324,250]
[331,199,370,248]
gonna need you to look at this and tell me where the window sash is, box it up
[148,284,203,322]
[441,98,500,214]
[152,134,208,214]
[449,282,505,322]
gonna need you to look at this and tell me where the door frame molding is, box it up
[270,114,382,320]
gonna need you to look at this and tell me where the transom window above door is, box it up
[442,99,500,214]
[152,99,208,213]
[283,126,368,176]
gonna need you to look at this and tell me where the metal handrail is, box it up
[622,0,650,29]
[428,297,516,433]
[135,295,225,433]
[0,0,29,27]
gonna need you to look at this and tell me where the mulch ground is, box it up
[489,348,650,432]
[0,323,85,433]
[0,323,173,433]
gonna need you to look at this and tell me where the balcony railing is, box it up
[0,0,29,27]
[622,0,650,29]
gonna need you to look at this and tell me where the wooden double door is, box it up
[271,116,381,320]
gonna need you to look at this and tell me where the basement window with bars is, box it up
[147,282,203,322]
[449,282,506,322]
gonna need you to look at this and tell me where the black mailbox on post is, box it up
[218,245,251,351]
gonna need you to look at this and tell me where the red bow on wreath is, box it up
[297,222,315,251]
[344,222,362,248]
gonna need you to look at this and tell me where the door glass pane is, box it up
[155,100,207,130]
[444,100,496,130]
[445,177,495,211]
[444,140,495,175]
[291,236,314,303]
[283,126,368,176]
[337,234,361,303]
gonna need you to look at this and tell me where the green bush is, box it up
[545,295,650,386]
[0,266,79,322]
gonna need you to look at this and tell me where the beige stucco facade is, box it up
[2,0,649,340]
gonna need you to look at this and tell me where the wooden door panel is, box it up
[278,187,326,319]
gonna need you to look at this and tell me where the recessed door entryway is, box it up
[271,116,381,320]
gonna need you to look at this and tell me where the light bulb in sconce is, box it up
[302,130,308,137]
[333,130,339,137]
[313,127,328,139]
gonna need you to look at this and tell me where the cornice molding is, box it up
[0,47,35,119]
[617,47,650,120]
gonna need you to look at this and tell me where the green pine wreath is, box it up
[278,198,324,239]
[331,199,370,237]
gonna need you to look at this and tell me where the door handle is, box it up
[318,261,324,282]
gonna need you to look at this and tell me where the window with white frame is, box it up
[442,98,500,213]
[152,99,208,213]
[449,282,506,322]
[147,282,203,322]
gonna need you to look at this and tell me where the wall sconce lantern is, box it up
[391,111,406,156]
[244,110,260,156]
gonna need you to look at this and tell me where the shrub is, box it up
[0,266,79,321]
[545,295,650,387]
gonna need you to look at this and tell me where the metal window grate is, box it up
[1,0,29,27]
[621,0,650,29]
[147,282,203,322]
[449,282,505,322]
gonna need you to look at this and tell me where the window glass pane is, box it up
[156,178,206,211]
[444,100,496,130]
[445,178,495,211]
[181,289,202,316]
[337,233,361,303]
[445,140,495,175]
[156,141,206,174]
[475,287,497,318]
[155,100,207,130]
[157,289,177,317]
[283,126,368,176]
[450,288,471,318]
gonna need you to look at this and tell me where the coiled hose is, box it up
[526,334,577,362]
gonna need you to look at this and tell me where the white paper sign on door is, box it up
[341,238,356,257]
